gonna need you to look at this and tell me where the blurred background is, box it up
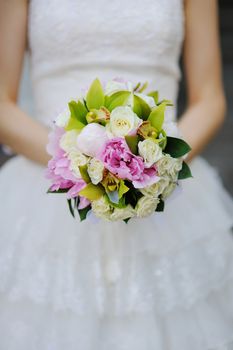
[0,0,232,195]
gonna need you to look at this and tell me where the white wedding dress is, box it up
[0,0,233,349]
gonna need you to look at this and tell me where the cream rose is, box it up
[110,205,135,221]
[59,130,80,154]
[109,106,140,137]
[68,150,88,178]
[55,108,70,127]
[157,155,183,181]
[138,139,163,167]
[140,178,169,197]
[136,196,160,218]
[162,182,177,199]
[87,158,104,185]
[92,196,112,221]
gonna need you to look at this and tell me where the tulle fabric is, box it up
[0,155,233,349]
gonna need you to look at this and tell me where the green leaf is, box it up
[79,164,91,183]
[47,188,68,194]
[178,161,193,179]
[133,94,151,120]
[67,199,75,218]
[157,99,173,106]
[118,180,129,199]
[155,198,165,212]
[69,100,88,125]
[123,217,131,224]
[125,135,139,154]
[86,78,105,110]
[147,90,159,104]
[79,183,104,201]
[105,91,131,111]
[148,102,166,131]
[65,118,85,131]
[164,137,192,158]
[78,205,91,221]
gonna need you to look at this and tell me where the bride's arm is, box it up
[0,0,50,166]
[178,0,226,162]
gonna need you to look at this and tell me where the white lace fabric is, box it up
[0,0,233,349]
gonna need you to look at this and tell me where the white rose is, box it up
[162,182,177,199]
[68,150,88,178]
[87,158,104,185]
[157,155,182,181]
[55,108,70,127]
[140,178,169,197]
[59,130,80,154]
[110,205,135,221]
[136,196,160,218]
[135,92,156,108]
[138,139,163,167]
[105,80,127,95]
[92,196,112,221]
[109,106,140,137]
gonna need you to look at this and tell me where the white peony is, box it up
[135,92,156,108]
[105,80,127,95]
[68,150,88,178]
[140,178,170,197]
[162,181,177,199]
[55,108,70,127]
[59,130,80,154]
[136,196,160,218]
[138,139,163,167]
[92,196,112,221]
[110,205,135,221]
[76,123,108,157]
[156,155,183,181]
[109,106,140,137]
[87,158,104,185]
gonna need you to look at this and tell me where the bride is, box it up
[0,0,233,349]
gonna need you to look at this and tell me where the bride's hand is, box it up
[178,0,226,162]
[0,0,50,166]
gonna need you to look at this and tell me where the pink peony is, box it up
[132,165,160,188]
[99,138,144,181]
[46,126,65,158]
[99,137,160,188]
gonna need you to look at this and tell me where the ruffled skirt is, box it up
[0,155,233,349]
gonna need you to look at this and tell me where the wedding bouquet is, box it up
[46,78,192,222]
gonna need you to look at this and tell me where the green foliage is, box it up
[133,94,151,120]
[147,90,159,104]
[118,180,129,199]
[65,100,88,131]
[105,91,131,111]
[155,197,165,212]
[148,102,166,131]
[178,161,193,179]
[78,205,91,221]
[125,135,139,154]
[164,137,192,158]
[79,164,91,183]
[79,183,104,201]
[67,199,75,218]
[47,188,68,194]
[86,78,105,110]
[69,100,88,124]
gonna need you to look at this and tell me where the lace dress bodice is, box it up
[28,0,184,125]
